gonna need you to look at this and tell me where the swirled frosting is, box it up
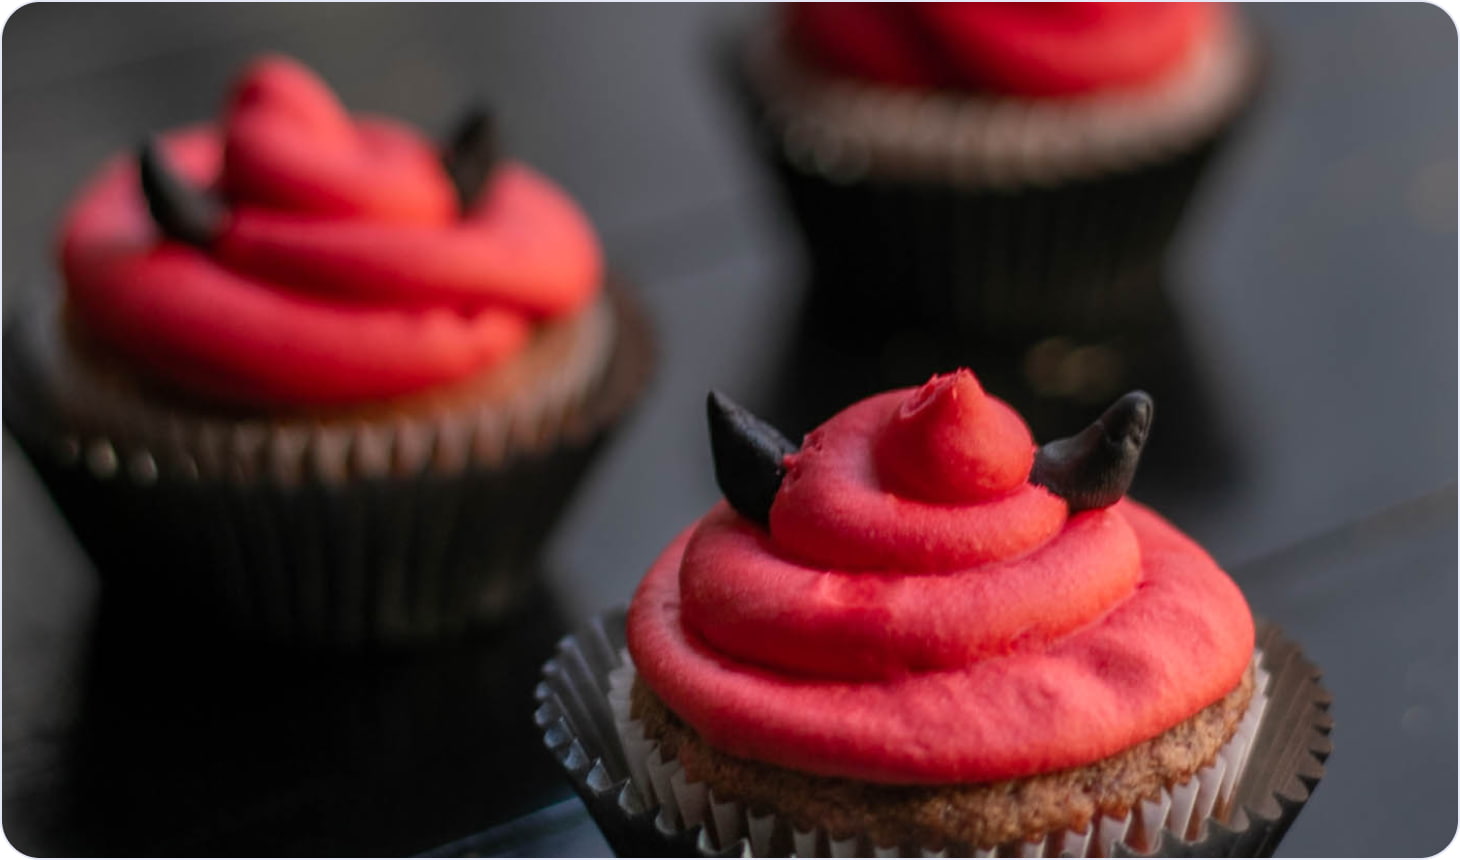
[788,3,1224,97]
[628,371,1253,784]
[59,56,601,407]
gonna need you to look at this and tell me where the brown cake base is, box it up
[630,666,1255,851]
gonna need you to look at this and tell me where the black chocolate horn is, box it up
[442,106,498,212]
[137,138,225,247]
[1030,391,1154,512]
[707,391,799,529]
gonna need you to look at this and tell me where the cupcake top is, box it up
[59,56,601,408]
[788,2,1225,97]
[627,370,1253,784]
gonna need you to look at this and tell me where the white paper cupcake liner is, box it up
[536,612,1331,858]
[607,654,1268,858]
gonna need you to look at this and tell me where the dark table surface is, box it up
[3,3,1456,857]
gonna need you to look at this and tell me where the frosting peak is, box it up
[874,370,1035,504]
[222,57,456,223]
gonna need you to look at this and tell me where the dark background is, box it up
[3,3,1456,857]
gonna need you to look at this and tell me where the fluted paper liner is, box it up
[4,283,655,649]
[536,612,1330,858]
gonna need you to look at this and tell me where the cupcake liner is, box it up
[726,21,1266,342]
[536,612,1330,858]
[4,283,655,649]
[604,656,1267,858]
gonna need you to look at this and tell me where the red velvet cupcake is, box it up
[5,56,653,648]
[537,371,1330,856]
[730,3,1263,341]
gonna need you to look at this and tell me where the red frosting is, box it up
[628,371,1254,784]
[788,3,1223,97]
[59,56,601,407]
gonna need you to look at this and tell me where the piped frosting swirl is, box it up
[788,2,1225,97]
[628,371,1253,784]
[59,56,601,408]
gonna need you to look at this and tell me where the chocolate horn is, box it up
[137,138,225,247]
[442,106,498,212]
[707,391,799,529]
[1030,391,1154,512]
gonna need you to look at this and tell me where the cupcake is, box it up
[537,370,1330,856]
[729,3,1263,342]
[4,56,654,648]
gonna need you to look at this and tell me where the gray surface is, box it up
[1171,2,1458,565]
[1238,490,1457,858]
[2,3,1456,857]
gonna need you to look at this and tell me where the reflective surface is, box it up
[3,4,1456,857]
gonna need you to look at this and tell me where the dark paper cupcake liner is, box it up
[724,27,1267,345]
[3,283,655,650]
[535,611,1330,858]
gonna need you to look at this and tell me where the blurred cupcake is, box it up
[731,3,1263,342]
[4,56,654,648]
[538,371,1330,856]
